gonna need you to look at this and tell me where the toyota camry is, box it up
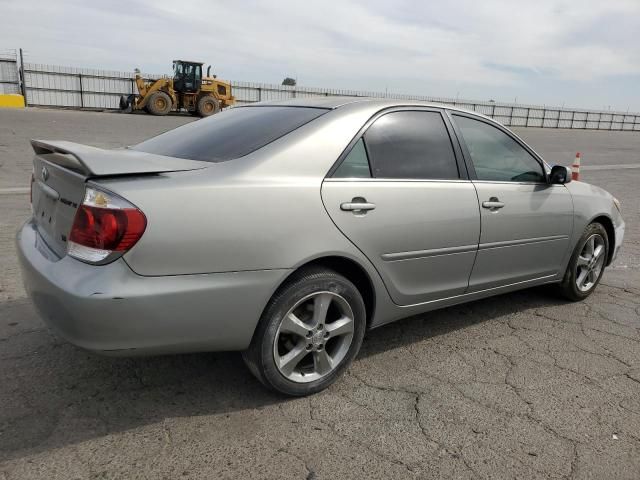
[17,98,625,396]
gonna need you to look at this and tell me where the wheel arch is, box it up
[590,215,615,265]
[270,255,377,328]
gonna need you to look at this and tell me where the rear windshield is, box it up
[133,106,328,162]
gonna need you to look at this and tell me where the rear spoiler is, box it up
[31,140,209,177]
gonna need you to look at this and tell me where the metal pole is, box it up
[78,73,84,108]
[19,48,28,106]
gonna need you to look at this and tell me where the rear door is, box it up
[321,108,480,306]
[449,112,573,291]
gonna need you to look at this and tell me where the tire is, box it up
[119,95,129,110]
[146,91,172,115]
[242,267,366,396]
[197,95,220,117]
[119,94,135,113]
[557,222,609,301]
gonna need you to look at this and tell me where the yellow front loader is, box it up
[120,60,235,117]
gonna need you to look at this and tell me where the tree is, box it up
[282,77,297,86]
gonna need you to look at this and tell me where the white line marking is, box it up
[0,187,29,195]
[581,163,640,171]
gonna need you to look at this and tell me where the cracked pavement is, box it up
[1,109,639,479]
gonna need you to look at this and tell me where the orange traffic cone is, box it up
[571,152,581,181]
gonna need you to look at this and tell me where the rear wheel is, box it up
[557,223,609,301]
[197,95,220,117]
[146,91,172,116]
[243,267,366,396]
[119,94,131,111]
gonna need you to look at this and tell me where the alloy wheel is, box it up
[575,234,606,292]
[273,291,355,383]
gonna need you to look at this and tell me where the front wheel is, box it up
[243,267,366,396]
[146,91,172,115]
[557,223,609,301]
[197,95,220,117]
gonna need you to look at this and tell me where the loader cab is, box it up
[173,60,202,93]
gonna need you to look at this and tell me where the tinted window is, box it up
[363,111,458,179]
[453,115,545,182]
[134,106,327,162]
[333,138,371,178]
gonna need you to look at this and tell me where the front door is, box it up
[322,109,480,306]
[450,113,573,291]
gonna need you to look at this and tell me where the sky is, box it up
[1,0,639,112]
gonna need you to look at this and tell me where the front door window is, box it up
[453,115,545,183]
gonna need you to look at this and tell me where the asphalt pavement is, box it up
[0,108,639,479]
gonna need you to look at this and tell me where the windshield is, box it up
[133,106,328,162]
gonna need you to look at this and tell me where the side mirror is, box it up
[549,165,572,184]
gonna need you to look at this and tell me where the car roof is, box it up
[246,96,491,120]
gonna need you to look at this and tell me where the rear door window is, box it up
[133,106,327,162]
[363,111,459,179]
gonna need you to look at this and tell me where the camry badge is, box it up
[41,166,49,182]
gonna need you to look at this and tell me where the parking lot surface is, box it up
[1,108,639,479]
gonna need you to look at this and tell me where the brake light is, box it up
[68,186,146,264]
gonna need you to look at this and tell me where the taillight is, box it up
[68,186,146,264]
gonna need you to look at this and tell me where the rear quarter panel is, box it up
[100,106,380,277]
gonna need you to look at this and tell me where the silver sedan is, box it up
[17,98,625,396]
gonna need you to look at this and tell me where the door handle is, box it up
[482,197,505,210]
[340,198,376,213]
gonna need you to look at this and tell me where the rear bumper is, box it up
[17,219,289,355]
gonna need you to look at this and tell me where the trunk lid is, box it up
[30,140,209,258]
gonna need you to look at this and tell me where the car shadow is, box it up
[358,285,567,360]
[0,286,567,462]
